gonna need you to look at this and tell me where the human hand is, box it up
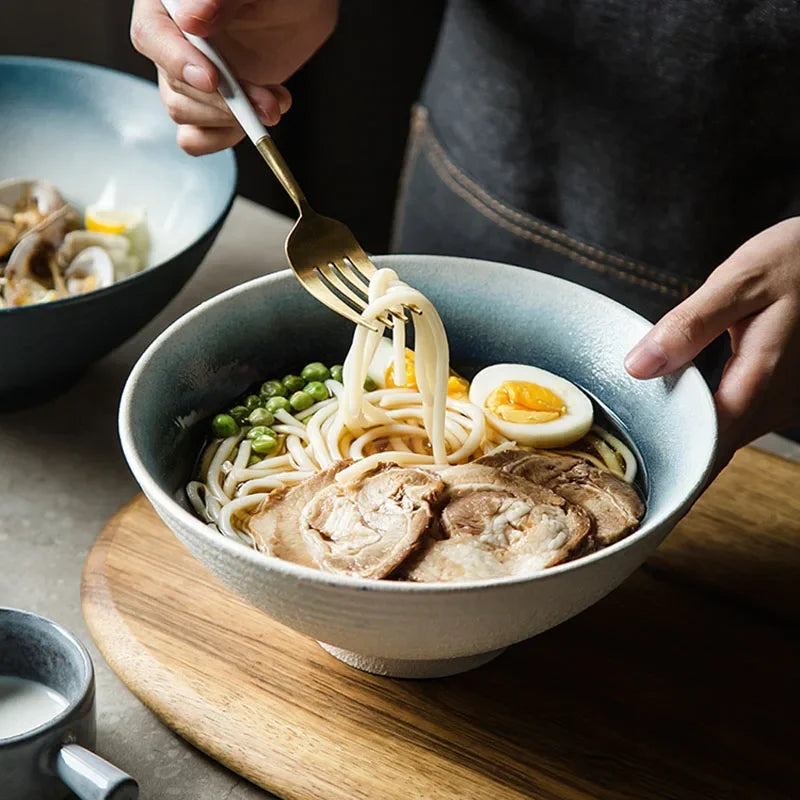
[625,217,800,467]
[131,0,338,154]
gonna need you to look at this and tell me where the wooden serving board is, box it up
[81,447,800,800]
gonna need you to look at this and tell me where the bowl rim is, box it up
[0,55,237,316]
[119,255,719,594]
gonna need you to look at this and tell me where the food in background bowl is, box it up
[0,55,236,400]
[0,178,149,308]
[187,269,645,583]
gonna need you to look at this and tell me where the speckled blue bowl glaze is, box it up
[0,56,236,404]
[120,256,717,678]
[0,608,138,799]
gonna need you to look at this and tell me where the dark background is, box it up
[0,1,446,253]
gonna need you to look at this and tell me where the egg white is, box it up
[365,338,396,389]
[469,364,593,448]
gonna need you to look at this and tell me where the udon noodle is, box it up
[188,268,637,547]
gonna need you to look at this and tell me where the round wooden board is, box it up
[81,447,800,799]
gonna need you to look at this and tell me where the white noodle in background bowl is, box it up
[119,256,717,678]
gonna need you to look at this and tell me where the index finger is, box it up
[625,257,769,380]
[131,0,219,92]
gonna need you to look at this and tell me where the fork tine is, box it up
[343,253,419,322]
[316,264,395,329]
[342,247,378,282]
[338,256,373,293]
[301,270,380,332]
[339,254,415,326]
[318,263,370,308]
[328,261,370,301]
[329,260,401,328]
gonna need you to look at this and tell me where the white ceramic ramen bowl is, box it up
[119,255,717,678]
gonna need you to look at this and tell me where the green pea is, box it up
[244,394,263,411]
[304,381,328,402]
[251,434,279,456]
[329,364,344,383]
[229,405,249,424]
[246,425,276,441]
[247,407,275,427]
[260,379,286,399]
[363,376,378,392]
[282,374,305,394]
[211,413,238,438]
[248,454,262,467]
[266,396,291,414]
[301,362,330,382]
[289,390,314,412]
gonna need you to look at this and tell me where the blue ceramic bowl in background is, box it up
[0,56,236,405]
[120,255,718,679]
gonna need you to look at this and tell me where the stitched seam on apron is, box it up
[391,110,425,253]
[412,107,693,298]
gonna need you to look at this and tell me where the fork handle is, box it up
[160,0,309,212]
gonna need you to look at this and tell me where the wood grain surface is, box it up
[81,447,800,800]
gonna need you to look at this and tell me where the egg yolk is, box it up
[386,351,470,399]
[485,381,566,424]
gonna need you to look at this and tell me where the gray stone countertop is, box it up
[1,198,287,799]
[2,195,798,799]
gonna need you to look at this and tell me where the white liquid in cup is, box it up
[0,675,69,738]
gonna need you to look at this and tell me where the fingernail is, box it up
[257,104,279,126]
[182,64,211,92]
[276,92,292,114]
[625,340,668,379]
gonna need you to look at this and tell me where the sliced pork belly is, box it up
[244,461,351,568]
[400,464,591,582]
[300,465,444,579]
[478,449,644,546]
[548,462,644,546]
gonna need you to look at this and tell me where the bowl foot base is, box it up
[317,643,507,679]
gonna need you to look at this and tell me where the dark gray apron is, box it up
[393,0,800,383]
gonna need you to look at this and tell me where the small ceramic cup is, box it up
[0,608,138,800]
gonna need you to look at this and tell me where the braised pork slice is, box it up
[400,464,591,582]
[300,465,444,579]
[244,461,351,568]
[548,462,644,546]
[478,449,644,546]
[477,449,581,483]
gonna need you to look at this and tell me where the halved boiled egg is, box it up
[366,338,470,399]
[469,364,593,448]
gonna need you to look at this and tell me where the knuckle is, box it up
[129,16,150,52]
[163,73,183,92]
[663,303,707,349]
[176,128,203,157]
[163,93,185,122]
[727,261,769,307]
[749,363,775,396]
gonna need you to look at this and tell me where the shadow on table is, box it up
[399,568,799,800]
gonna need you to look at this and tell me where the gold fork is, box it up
[162,0,414,330]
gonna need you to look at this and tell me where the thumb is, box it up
[624,267,763,380]
[175,0,242,36]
